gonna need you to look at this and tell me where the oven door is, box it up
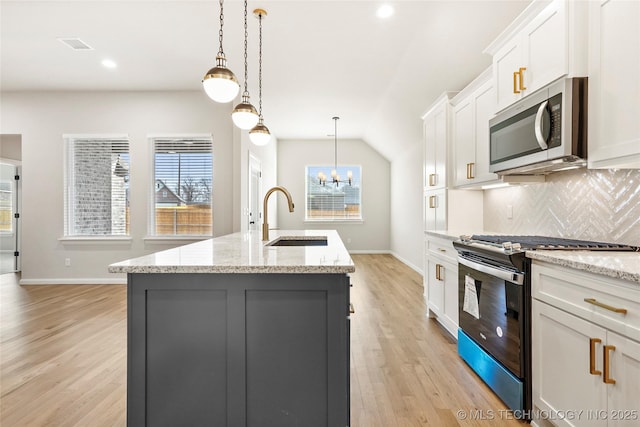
[457,255,525,377]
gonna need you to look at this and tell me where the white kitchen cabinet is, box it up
[531,262,640,427]
[423,189,446,232]
[587,0,640,169]
[424,234,458,338]
[423,93,453,191]
[452,68,499,188]
[487,0,587,112]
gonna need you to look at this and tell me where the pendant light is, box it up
[231,0,259,129]
[318,117,352,187]
[249,9,272,146]
[202,0,240,103]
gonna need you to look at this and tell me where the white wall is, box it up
[277,138,390,252]
[0,91,275,284]
[0,134,22,161]
[389,139,424,273]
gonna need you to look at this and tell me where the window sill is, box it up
[143,235,212,244]
[304,219,364,225]
[59,236,133,245]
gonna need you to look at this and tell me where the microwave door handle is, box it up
[534,100,549,150]
[458,256,524,285]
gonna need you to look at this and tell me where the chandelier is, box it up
[317,117,352,187]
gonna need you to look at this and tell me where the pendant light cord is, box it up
[218,0,225,56]
[242,0,249,95]
[334,117,338,172]
[257,12,263,118]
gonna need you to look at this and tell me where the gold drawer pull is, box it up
[589,338,602,376]
[428,195,437,209]
[435,264,444,281]
[349,303,355,314]
[584,298,628,315]
[518,67,527,91]
[466,162,475,180]
[603,345,616,384]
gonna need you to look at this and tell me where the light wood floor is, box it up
[1,255,524,426]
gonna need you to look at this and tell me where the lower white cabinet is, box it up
[531,262,640,427]
[424,234,458,337]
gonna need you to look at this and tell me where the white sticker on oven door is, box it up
[463,275,480,319]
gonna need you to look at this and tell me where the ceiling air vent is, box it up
[57,38,94,51]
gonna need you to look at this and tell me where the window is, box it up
[151,136,213,236]
[305,165,362,221]
[64,135,130,236]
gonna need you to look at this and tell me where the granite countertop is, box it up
[527,250,640,284]
[108,229,355,274]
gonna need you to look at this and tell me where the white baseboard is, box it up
[390,252,423,276]
[19,278,126,285]
[348,249,391,254]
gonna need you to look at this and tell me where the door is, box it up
[0,163,19,273]
[248,154,262,232]
[607,332,640,427]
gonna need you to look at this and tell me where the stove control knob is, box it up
[502,242,513,250]
[512,243,522,251]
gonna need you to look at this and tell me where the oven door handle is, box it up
[458,256,524,285]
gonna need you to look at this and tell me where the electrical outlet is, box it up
[506,205,513,219]
[65,258,71,267]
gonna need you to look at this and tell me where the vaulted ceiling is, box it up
[1,0,529,160]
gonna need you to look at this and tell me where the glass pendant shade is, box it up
[232,94,259,129]
[249,118,271,146]
[203,55,240,103]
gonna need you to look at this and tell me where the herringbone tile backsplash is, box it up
[484,169,640,246]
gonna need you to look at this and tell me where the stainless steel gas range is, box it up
[452,235,639,416]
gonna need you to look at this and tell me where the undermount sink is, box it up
[267,236,328,247]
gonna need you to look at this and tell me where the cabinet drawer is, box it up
[532,262,640,341]
[426,235,457,263]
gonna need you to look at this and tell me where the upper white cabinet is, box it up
[422,93,453,191]
[587,0,640,169]
[486,0,587,112]
[452,68,499,188]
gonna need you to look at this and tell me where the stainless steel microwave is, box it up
[489,77,587,175]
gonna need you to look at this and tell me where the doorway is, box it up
[0,162,20,273]
[248,154,262,232]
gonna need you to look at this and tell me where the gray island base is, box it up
[109,230,354,427]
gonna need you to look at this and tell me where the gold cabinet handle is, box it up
[584,298,628,315]
[519,67,527,91]
[589,338,602,375]
[428,173,437,187]
[428,195,436,209]
[349,303,355,314]
[603,345,616,384]
[435,264,443,281]
[466,162,475,180]
[513,71,520,94]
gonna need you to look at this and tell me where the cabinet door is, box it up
[424,115,436,190]
[433,104,448,189]
[588,0,640,168]
[473,80,498,184]
[493,37,523,112]
[532,300,607,427]
[427,259,444,318]
[441,260,459,337]
[424,189,446,231]
[522,0,567,94]
[607,332,640,427]
[452,97,475,187]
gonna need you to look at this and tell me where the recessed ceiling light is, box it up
[376,4,394,19]
[101,59,117,69]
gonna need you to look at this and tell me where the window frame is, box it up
[147,134,214,239]
[304,164,363,223]
[62,133,130,239]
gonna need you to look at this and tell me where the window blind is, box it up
[64,135,130,236]
[305,165,362,221]
[151,137,213,236]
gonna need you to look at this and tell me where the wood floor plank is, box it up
[1,255,524,426]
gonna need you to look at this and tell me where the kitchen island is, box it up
[109,230,354,427]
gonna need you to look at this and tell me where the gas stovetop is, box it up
[462,235,640,252]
